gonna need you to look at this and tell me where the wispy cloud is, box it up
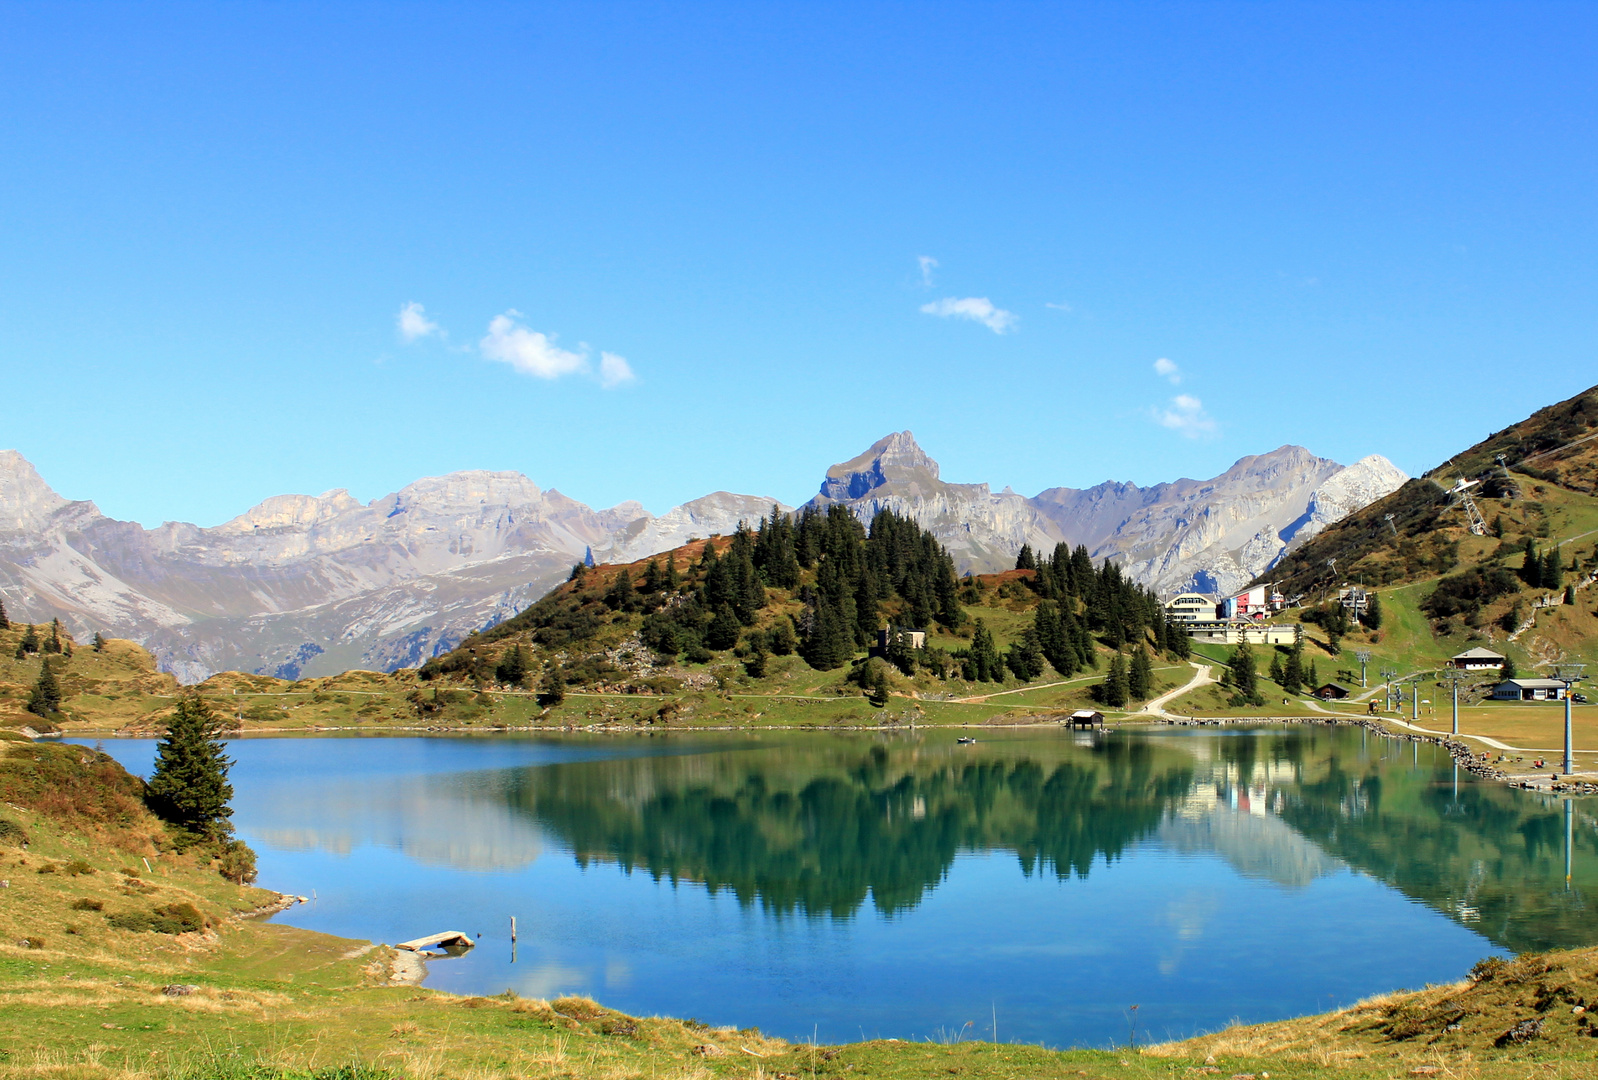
[397,301,441,342]
[476,311,636,388]
[479,312,589,380]
[1153,394,1217,438]
[917,255,939,287]
[1153,357,1181,385]
[1045,301,1073,313]
[920,296,1017,335]
[599,351,635,388]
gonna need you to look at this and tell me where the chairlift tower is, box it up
[1384,513,1398,538]
[1554,663,1587,776]
[1446,478,1489,536]
[1353,648,1372,689]
[1442,669,1468,737]
[1381,667,1399,711]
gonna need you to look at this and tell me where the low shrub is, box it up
[63,858,95,876]
[107,901,207,935]
[0,818,27,846]
[69,897,104,912]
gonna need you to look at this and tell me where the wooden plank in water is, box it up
[395,931,474,952]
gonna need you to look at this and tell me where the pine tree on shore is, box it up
[146,694,235,842]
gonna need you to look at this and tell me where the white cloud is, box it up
[1153,357,1181,384]
[1045,301,1073,312]
[479,312,589,380]
[919,296,1018,335]
[599,351,635,388]
[397,301,441,342]
[1153,394,1217,438]
[917,255,939,287]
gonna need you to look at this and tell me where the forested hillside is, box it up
[418,505,1187,708]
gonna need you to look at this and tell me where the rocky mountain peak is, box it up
[818,431,940,501]
[0,450,71,532]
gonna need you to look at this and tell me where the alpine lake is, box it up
[76,726,1598,1050]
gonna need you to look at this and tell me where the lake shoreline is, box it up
[46,709,1598,795]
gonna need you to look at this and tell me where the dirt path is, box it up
[1139,662,1215,718]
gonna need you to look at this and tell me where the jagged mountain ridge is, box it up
[807,432,1407,595]
[0,435,1402,681]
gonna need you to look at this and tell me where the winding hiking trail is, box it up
[1139,662,1215,718]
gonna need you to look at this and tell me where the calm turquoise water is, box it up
[78,727,1598,1049]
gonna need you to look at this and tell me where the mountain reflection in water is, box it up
[77,728,1598,1046]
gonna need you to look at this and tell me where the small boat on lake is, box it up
[956,736,976,745]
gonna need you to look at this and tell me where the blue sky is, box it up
[2,2,1595,527]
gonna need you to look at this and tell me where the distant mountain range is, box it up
[0,438,1403,681]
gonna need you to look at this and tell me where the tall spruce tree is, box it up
[26,658,61,717]
[43,619,62,654]
[1282,640,1305,695]
[19,624,38,655]
[146,694,235,841]
[1545,548,1564,591]
[0,596,8,628]
[1228,640,1263,707]
[1015,544,1037,571]
[1096,651,1129,708]
[1128,645,1153,702]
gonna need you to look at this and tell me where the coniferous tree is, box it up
[1128,645,1153,702]
[19,623,38,655]
[663,553,680,592]
[706,604,742,650]
[92,631,106,652]
[867,660,891,707]
[43,619,62,655]
[1167,626,1191,660]
[1095,651,1129,708]
[26,658,61,717]
[145,694,235,841]
[1268,651,1285,686]
[768,619,797,657]
[1364,592,1383,631]
[537,662,566,707]
[1500,657,1517,681]
[1306,658,1319,690]
[1228,640,1263,707]
[1545,548,1564,591]
[1015,544,1037,571]
[800,593,850,670]
[642,558,665,593]
[495,644,529,687]
[967,620,1003,682]
[1521,539,1541,586]
[1005,624,1045,681]
[0,596,8,629]
[1282,641,1305,696]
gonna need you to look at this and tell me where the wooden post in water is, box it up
[510,916,517,943]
